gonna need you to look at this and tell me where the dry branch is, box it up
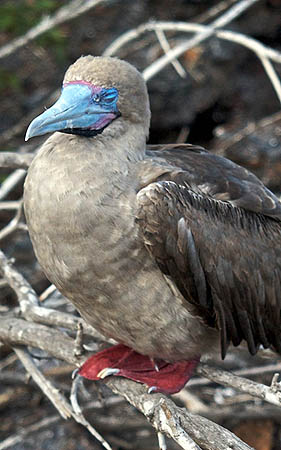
[0,245,258,450]
[0,312,253,450]
[105,378,253,450]
[196,363,281,407]
[14,346,72,419]
[0,0,114,60]
[104,19,281,103]
[0,169,26,201]
[0,152,34,169]
[142,0,261,80]
[0,317,81,366]
[0,415,59,450]
[215,110,281,154]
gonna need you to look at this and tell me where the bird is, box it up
[24,56,281,394]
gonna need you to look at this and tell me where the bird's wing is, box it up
[136,149,281,357]
[145,144,281,219]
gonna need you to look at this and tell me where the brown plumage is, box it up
[23,56,281,392]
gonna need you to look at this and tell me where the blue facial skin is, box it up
[25,84,119,141]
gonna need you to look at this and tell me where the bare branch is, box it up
[70,375,113,450]
[196,363,281,407]
[13,346,113,449]
[105,0,260,63]
[259,54,281,103]
[104,18,281,103]
[0,0,114,60]
[195,0,238,23]
[14,346,72,419]
[104,21,281,65]
[0,152,34,169]
[0,415,59,450]
[0,201,22,211]
[154,29,186,79]
[24,303,111,342]
[0,248,39,308]
[0,315,253,449]
[0,317,82,366]
[188,361,281,388]
[105,378,253,450]
[215,110,281,153]
[39,284,57,301]
[0,169,26,201]
[0,200,24,241]
[157,432,168,450]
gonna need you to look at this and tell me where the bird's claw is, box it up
[72,368,79,380]
[97,367,120,379]
[147,385,157,394]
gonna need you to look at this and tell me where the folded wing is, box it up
[137,145,281,357]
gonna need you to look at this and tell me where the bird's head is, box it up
[25,56,150,141]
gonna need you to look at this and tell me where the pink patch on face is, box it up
[63,80,103,95]
[93,113,116,130]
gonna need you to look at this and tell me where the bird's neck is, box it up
[34,119,147,203]
[91,118,147,165]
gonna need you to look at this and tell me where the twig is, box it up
[0,169,26,201]
[195,0,238,23]
[0,201,22,210]
[105,0,260,69]
[196,363,281,407]
[0,315,253,449]
[106,378,253,450]
[0,248,38,308]
[104,21,281,65]
[259,54,281,103]
[188,361,281,387]
[39,284,57,301]
[14,346,72,419]
[74,322,84,356]
[0,317,82,366]
[0,152,34,169]
[0,415,59,450]
[0,353,17,370]
[215,110,281,154]
[14,346,113,449]
[70,374,113,450]
[0,0,114,60]
[104,18,281,103]
[0,200,24,241]
[24,303,111,342]
[157,432,167,450]
[154,29,186,78]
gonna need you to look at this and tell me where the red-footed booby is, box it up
[24,56,281,394]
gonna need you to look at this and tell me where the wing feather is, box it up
[136,180,281,357]
[145,144,281,220]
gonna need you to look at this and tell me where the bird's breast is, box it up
[24,135,218,360]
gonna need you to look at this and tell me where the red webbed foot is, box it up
[79,343,200,394]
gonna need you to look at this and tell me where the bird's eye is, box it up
[100,88,118,104]
[93,94,101,103]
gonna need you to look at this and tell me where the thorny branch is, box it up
[1,0,281,448]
